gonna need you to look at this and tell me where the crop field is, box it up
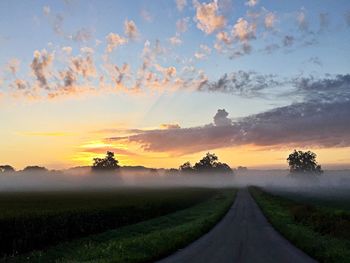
[250,187,350,263]
[0,187,229,258]
[265,187,350,211]
[0,188,219,256]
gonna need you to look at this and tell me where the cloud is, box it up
[62,46,72,55]
[283,35,294,46]
[229,43,253,59]
[194,0,226,34]
[194,44,211,60]
[6,58,21,75]
[106,33,128,52]
[216,31,232,45]
[307,56,322,67]
[245,0,259,7]
[140,9,153,22]
[319,13,330,30]
[198,71,350,103]
[59,69,76,88]
[263,43,280,54]
[291,74,350,102]
[198,71,279,97]
[71,28,92,42]
[43,6,51,16]
[297,9,308,31]
[160,123,181,129]
[264,12,276,29]
[109,62,131,86]
[232,18,256,42]
[70,49,96,79]
[52,14,64,35]
[80,146,139,156]
[213,109,232,126]
[108,100,350,154]
[124,19,139,40]
[12,79,28,90]
[169,35,182,46]
[176,17,189,33]
[30,49,54,89]
[176,0,187,12]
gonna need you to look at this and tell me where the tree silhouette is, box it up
[179,152,233,175]
[287,150,323,175]
[23,166,48,172]
[0,165,15,173]
[179,161,194,173]
[193,153,219,172]
[92,151,120,172]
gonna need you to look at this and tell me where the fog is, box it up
[0,168,349,198]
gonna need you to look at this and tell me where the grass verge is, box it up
[249,187,350,263]
[4,188,236,263]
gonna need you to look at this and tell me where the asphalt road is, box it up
[157,188,317,263]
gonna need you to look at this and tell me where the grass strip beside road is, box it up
[6,188,236,263]
[250,187,350,263]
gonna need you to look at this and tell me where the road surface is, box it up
[157,189,317,263]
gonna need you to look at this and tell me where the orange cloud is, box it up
[124,19,139,40]
[106,33,128,52]
[194,0,226,34]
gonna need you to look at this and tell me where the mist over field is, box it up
[0,168,349,195]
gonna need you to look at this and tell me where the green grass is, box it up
[268,188,350,211]
[4,188,236,263]
[250,187,350,263]
[0,188,219,257]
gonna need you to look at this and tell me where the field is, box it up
[0,188,236,262]
[250,187,350,263]
[266,186,350,211]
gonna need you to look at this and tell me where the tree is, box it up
[0,165,15,173]
[193,152,233,175]
[179,161,194,173]
[92,151,120,172]
[287,150,323,175]
[194,153,219,172]
[23,166,48,173]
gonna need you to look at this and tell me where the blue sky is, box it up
[0,0,350,169]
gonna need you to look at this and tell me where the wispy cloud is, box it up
[245,0,259,7]
[264,12,276,29]
[106,33,128,52]
[297,8,309,31]
[176,0,187,12]
[18,132,74,137]
[124,19,139,40]
[30,49,54,90]
[140,9,153,22]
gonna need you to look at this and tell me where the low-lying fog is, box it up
[0,168,349,198]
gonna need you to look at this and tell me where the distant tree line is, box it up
[0,165,54,175]
[1,149,323,177]
[0,165,15,173]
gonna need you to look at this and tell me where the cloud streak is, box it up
[108,100,350,155]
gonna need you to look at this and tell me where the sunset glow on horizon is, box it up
[1,0,350,171]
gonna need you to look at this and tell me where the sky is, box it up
[0,0,350,170]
